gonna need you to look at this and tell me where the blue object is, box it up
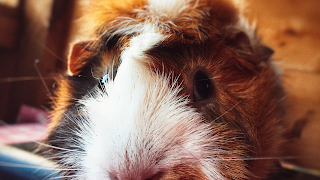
[0,145,60,180]
[101,74,109,84]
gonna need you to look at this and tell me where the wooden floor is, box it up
[246,0,320,172]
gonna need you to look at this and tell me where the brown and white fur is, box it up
[44,0,286,179]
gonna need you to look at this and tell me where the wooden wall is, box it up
[246,0,320,172]
[0,0,74,124]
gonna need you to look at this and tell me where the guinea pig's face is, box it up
[44,0,285,179]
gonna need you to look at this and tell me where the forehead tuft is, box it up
[84,0,241,43]
[147,0,193,19]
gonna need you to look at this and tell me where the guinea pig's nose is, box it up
[109,172,119,180]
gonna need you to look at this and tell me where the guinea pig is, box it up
[43,0,286,179]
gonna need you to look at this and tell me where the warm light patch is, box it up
[0,0,19,8]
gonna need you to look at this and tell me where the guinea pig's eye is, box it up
[193,71,212,102]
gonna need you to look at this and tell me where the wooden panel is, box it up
[0,2,21,49]
[246,0,320,171]
[3,0,54,124]
[0,50,20,123]
[0,0,19,8]
[0,1,22,122]
[0,0,74,124]
[0,11,19,49]
[35,0,75,106]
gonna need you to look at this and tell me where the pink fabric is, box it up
[16,104,49,124]
[0,105,50,144]
[0,123,47,144]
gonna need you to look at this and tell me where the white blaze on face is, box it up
[78,26,223,179]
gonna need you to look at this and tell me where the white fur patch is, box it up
[121,25,165,60]
[147,0,193,19]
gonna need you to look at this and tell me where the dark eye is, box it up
[193,71,212,102]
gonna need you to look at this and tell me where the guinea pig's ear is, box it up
[224,28,254,53]
[68,40,99,75]
[255,44,274,62]
[224,28,274,63]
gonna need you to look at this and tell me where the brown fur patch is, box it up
[161,164,206,179]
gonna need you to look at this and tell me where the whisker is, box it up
[280,161,320,177]
[36,39,67,63]
[52,168,82,171]
[35,141,81,153]
[50,174,83,180]
[34,59,56,104]
[214,156,296,161]
[214,100,242,121]
[44,154,78,161]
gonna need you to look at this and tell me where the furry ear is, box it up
[255,45,274,62]
[224,28,274,63]
[68,40,98,75]
[224,28,254,54]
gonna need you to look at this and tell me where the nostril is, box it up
[109,172,119,180]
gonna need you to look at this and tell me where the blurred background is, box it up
[246,0,320,173]
[0,0,319,178]
[0,0,74,124]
